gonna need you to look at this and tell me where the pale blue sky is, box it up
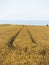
[0,0,49,25]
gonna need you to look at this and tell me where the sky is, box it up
[0,0,49,25]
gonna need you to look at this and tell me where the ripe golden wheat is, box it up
[0,25,49,65]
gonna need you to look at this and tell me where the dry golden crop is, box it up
[0,25,49,65]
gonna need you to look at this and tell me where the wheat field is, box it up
[0,25,49,65]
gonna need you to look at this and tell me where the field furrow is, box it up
[27,29,37,44]
[7,27,23,49]
[0,25,23,65]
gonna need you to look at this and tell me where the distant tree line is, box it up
[46,24,48,26]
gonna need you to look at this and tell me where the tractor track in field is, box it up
[0,27,23,64]
[7,27,23,49]
[0,26,44,64]
[8,26,36,50]
[27,29,37,44]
